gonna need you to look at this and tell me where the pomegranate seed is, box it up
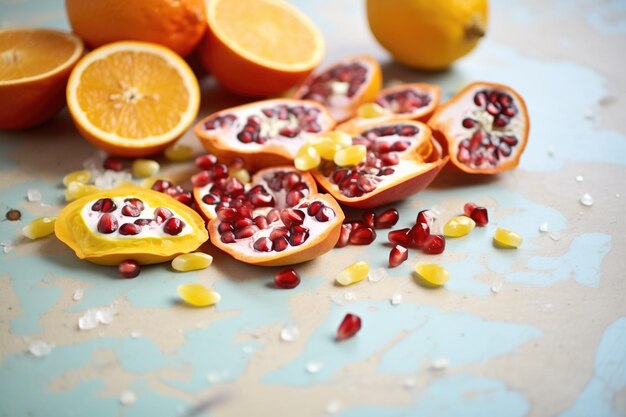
[235,225,259,239]
[389,245,408,267]
[388,228,412,247]
[416,210,434,228]
[121,204,141,217]
[195,154,218,170]
[349,227,376,245]
[218,222,233,233]
[306,201,323,216]
[470,206,489,227]
[273,236,289,252]
[234,218,253,229]
[154,207,173,223]
[118,259,140,278]
[124,198,144,210]
[374,208,399,229]
[362,211,376,228]
[97,213,118,234]
[163,217,185,235]
[267,209,280,223]
[286,190,304,206]
[280,209,305,227]
[254,215,269,229]
[217,207,240,222]
[289,231,309,246]
[253,237,273,252]
[151,179,172,192]
[462,118,477,129]
[134,218,154,227]
[336,313,362,341]
[315,206,335,222]
[119,223,141,235]
[423,234,445,255]
[335,224,351,248]
[175,192,193,206]
[269,227,289,241]
[103,156,123,171]
[274,268,301,289]
[408,222,429,248]
[249,192,275,207]
[91,198,117,213]
[464,202,477,217]
[202,194,218,205]
[192,171,212,187]
[221,231,235,243]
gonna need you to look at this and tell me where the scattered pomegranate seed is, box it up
[408,222,429,248]
[416,209,435,228]
[195,154,218,170]
[388,228,413,247]
[374,208,399,229]
[349,227,376,245]
[336,313,362,341]
[362,211,376,228]
[335,224,351,248]
[463,202,477,217]
[423,234,445,255]
[118,259,140,278]
[389,245,408,267]
[151,179,173,193]
[470,206,489,227]
[103,156,123,172]
[274,268,301,289]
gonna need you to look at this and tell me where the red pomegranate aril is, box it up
[274,268,301,289]
[119,223,141,236]
[362,211,376,228]
[336,313,362,341]
[103,156,123,172]
[175,192,193,206]
[151,179,173,193]
[280,209,305,227]
[315,206,335,222]
[464,202,478,217]
[462,118,477,129]
[269,227,289,241]
[470,206,489,226]
[163,217,185,235]
[249,192,275,208]
[154,207,173,223]
[416,209,435,228]
[221,230,235,243]
[217,207,240,222]
[289,232,309,246]
[335,223,351,248]
[306,200,323,216]
[290,224,309,234]
[253,237,273,252]
[218,222,233,233]
[165,185,185,197]
[388,228,413,247]
[234,218,253,229]
[423,234,445,255]
[267,209,281,223]
[202,194,218,205]
[409,222,429,248]
[192,171,212,187]
[134,218,154,227]
[282,172,301,190]
[97,213,118,234]
[389,245,408,267]
[391,140,410,151]
[349,227,376,245]
[273,236,289,252]
[253,215,269,229]
[235,225,259,239]
[374,208,399,229]
[380,152,399,166]
[118,259,140,278]
[195,154,218,170]
[91,198,117,213]
[121,204,141,217]
[286,190,304,206]
[124,198,144,210]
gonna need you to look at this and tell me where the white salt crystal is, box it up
[78,310,100,330]
[29,340,54,357]
[549,232,561,241]
[575,175,584,182]
[491,282,502,294]
[580,193,594,206]
[538,222,549,233]
[391,293,402,305]
[280,325,299,342]
[326,399,342,414]
[368,267,387,283]
[96,307,115,325]
[403,377,417,389]
[1,241,12,254]
[430,357,449,371]
[119,390,136,405]
[72,289,84,301]
[306,361,322,374]
[330,294,345,305]
[26,188,42,202]
[130,330,143,338]
[343,291,356,301]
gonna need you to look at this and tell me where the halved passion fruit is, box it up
[312,120,448,208]
[55,187,208,265]
[337,82,441,131]
[428,81,530,174]
[194,98,335,172]
[292,55,382,122]
[196,166,344,266]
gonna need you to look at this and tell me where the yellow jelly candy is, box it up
[230,168,251,184]
[294,144,321,171]
[334,145,366,167]
[64,182,100,201]
[172,253,214,272]
[310,136,342,160]
[443,216,475,237]
[177,283,221,307]
[327,130,353,148]
[62,170,91,187]
[132,159,160,178]
[336,261,369,286]
[357,102,388,118]
[164,143,194,161]
[22,216,57,239]
[415,262,449,287]
[494,227,523,248]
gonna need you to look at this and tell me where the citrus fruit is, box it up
[199,0,325,97]
[0,28,84,130]
[65,0,206,58]
[366,0,488,70]
[66,41,200,157]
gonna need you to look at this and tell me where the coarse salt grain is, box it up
[580,193,594,206]
[391,293,402,305]
[430,357,449,370]
[29,340,54,357]
[368,267,387,283]
[119,390,136,405]
[72,289,84,301]
[26,188,42,202]
[280,325,299,342]
[306,361,322,374]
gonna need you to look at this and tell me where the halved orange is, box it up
[66,41,200,157]
[0,28,84,130]
[199,0,325,97]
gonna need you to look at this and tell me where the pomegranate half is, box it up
[195,99,335,172]
[313,120,448,208]
[292,55,382,122]
[196,166,345,266]
[428,81,530,174]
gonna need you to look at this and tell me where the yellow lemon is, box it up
[366,0,488,70]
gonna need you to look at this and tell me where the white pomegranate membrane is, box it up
[318,124,433,198]
[199,101,334,157]
[199,170,336,254]
[81,196,192,239]
[439,85,527,170]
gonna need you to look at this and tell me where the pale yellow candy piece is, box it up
[357,102,389,119]
[230,168,251,184]
[334,145,366,166]
[172,253,214,272]
[22,216,56,240]
[64,182,100,201]
[443,216,476,237]
[310,136,342,160]
[62,170,91,187]
[336,261,369,286]
[415,262,449,287]
[494,227,523,248]
[327,130,353,148]
[177,283,221,307]
[164,143,194,161]
[294,144,321,171]
[132,159,160,178]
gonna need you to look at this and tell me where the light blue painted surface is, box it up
[0,0,625,416]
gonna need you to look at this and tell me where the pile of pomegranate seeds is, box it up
[151,179,194,206]
[336,313,362,341]
[464,202,489,226]
[336,207,398,248]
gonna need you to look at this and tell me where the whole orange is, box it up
[65,0,206,57]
